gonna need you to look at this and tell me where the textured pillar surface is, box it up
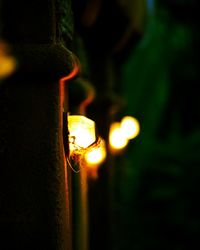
[0,0,75,249]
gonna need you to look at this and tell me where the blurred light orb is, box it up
[109,122,128,150]
[85,139,106,167]
[121,116,140,140]
[0,42,17,79]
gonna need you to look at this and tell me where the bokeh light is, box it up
[120,116,140,140]
[84,139,106,167]
[109,122,128,151]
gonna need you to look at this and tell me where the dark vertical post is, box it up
[0,0,76,249]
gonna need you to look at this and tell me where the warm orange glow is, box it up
[84,139,106,168]
[120,116,140,140]
[59,57,79,108]
[0,42,17,78]
[109,122,128,151]
[59,63,79,84]
[68,115,96,153]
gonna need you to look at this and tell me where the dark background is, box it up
[72,0,200,249]
[1,0,200,250]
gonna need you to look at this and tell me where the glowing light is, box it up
[109,122,128,151]
[68,115,96,153]
[0,42,17,79]
[120,116,140,140]
[84,139,106,167]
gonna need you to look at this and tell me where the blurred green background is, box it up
[70,0,200,249]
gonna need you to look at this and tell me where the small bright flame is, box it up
[109,122,128,150]
[120,116,140,140]
[68,115,96,153]
[85,139,106,167]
